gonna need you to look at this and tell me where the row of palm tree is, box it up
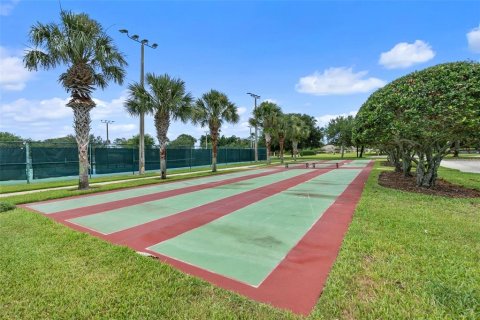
[124,74,239,179]
[22,10,309,189]
[249,102,310,164]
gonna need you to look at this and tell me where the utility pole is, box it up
[248,125,253,148]
[101,120,114,144]
[247,92,260,162]
[119,29,158,174]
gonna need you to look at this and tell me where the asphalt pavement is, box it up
[440,159,480,173]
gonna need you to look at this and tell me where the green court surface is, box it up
[28,168,270,214]
[341,160,371,167]
[69,169,311,234]
[149,168,362,286]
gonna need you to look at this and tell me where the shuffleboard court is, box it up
[67,169,313,234]
[149,169,362,286]
[23,161,374,315]
[341,159,371,167]
[26,168,271,214]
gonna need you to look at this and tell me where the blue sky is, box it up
[1,0,479,143]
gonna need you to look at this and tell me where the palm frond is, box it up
[124,82,153,116]
[23,10,127,94]
[192,89,239,134]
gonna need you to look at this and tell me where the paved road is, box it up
[441,160,480,173]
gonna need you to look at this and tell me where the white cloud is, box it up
[109,124,136,133]
[264,98,278,104]
[0,0,19,16]
[0,46,33,91]
[0,97,71,122]
[316,110,358,128]
[467,25,480,53]
[296,67,385,96]
[91,93,127,120]
[379,40,435,69]
[0,94,133,140]
[237,107,247,116]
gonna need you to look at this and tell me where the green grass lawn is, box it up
[1,162,478,319]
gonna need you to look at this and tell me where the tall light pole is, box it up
[119,29,158,174]
[247,92,260,162]
[101,120,114,144]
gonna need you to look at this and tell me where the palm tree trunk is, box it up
[265,133,272,164]
[155,111,170,179]
[292,140,298,161]
[279,136,285,164]
[211,127,218,172]
[69,100,95,190]
[159,141,167,179]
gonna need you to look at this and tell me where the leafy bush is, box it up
[0,202,16,213]
[300,149,316,156]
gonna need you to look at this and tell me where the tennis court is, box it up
[23,160,373,315]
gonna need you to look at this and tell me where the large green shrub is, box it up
[355,61,480,187]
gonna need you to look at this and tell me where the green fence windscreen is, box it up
[0,142,266,182]
[31,146,78,179]
[0,143,26,181]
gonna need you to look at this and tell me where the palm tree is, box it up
[125,73,192,179]
[288,115,310,161]
[23,10,127,189]
[277,114,288,163]
[192,90,239,172]
[249,101,282,164]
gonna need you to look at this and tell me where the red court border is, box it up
[22,160,372,315]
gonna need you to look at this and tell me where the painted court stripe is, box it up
[67,169,313,234]
[141,161,374,315]
[24,168,270,214]
[46,168,283,221]
[104,167,335,247]
[147,168,362,287]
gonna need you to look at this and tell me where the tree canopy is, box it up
[355,61,480,187]
[168,134,197,148]
[114,134,156,148]
[326,115,355,158]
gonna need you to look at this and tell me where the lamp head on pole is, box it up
[247,92,260,100]
[141,39,148,45]
[131,34,140,41]
[151,43,158,49]
[119,29,128,34]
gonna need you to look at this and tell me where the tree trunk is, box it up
[292,140,298,161]
[69,100,95,190]
[279,136,285,164]
[453,140,460,157]
[341,145,345,158]
[154,111,170,179]
[359,145,364,158]
[211,127,218,172]
[400,143,413,177]
[356,146,359,158]
[160,141,167,179]
[386,146,402,172]
[415,143,450,188]
[265,133,272,164]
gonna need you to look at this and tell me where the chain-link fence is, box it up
[0,141,266,183]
